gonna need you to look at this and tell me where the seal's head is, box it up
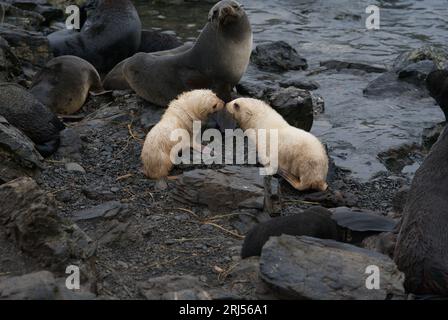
[226,97,265,126]
[208,0,247,27]
[174,89,225,120]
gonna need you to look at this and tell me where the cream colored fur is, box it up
[226,98,328,191]
[141,90,224,179]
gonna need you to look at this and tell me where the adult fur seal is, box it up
[104,0,252,127]
[30,56,103,115]
[141,90,224,179]
[48,0,141,74]
[426,69,448,120]
[394,125,448,295]
[0,83,65,156]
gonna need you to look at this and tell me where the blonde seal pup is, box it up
[141,90,225,179]
[226,97,329,191]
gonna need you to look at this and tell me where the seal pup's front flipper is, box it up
[277,167,303,190]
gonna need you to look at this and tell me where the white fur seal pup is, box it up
[226,98,329,191]
[141,90,225,179]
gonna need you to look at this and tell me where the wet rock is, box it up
[398,60,436,85]
[259,235,406,300]
[0,270,96,300]
[311,92,325,114]
[422,122,445,151]
[251,41,308,72]
[5,1,64,26]
[320,60,387,73]
[279,78,320,91]
[393,46,448,71]
[76,105,131,134]
[139,104,165,130]
[377,143,424,174]
[65,162,86,174]
[138,275,232,300]
[73,201,129,222]
[0,36,22,82]
[364,46,448,98]
[0,24,52,66]
[0,116,43,183]
[236,80,268,99]
[171,166,280,213]
[265,87,314,131]
[0,177,96,282]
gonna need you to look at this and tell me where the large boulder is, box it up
[259,235,406,300]
[0,177,97,286]
[171,166,280,213]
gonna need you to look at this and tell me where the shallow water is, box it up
[134,0,448,181]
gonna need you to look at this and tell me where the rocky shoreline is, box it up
[0,0,446,300]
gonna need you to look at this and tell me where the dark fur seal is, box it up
[47,0,142,74]
[394,125,448,295]
[426,69,448,120]
[0,83,65,156]
[103,0,252,128]
[138,29,183,53]
[30,55,103,115]
[241,207,342,258]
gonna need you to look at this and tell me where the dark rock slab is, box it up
[251,41,308,72]
[331,207,397,232]
[0,115,43,183]
[0,36,22,82]
[0,23,52,66]
[259,235,406,300]
[171,166,280,213]
[422,122,445,151]
[279,78,320,91]
[73,201,129,222]
[320,60,387,73]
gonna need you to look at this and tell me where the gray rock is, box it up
[0,270,96,300]
[377,143,424,174]
[73,201,129,222]
[251,41,308,72]
[266,87,314,131]
[259,235,406,300]
[139,275,223,300]
[392,46,448,71]
[320,60,387,73]
[0,115,43,183]
[0,23,52,66]
[65,162,86,174]
[0,177,96,282]
[279,78,320,91]
[331,207,397,232]
[361,232,397,258]
[171,166,280,213]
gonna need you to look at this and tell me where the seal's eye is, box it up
[232,3,240,9]
[212,104,217,109]
[234,103,240,111]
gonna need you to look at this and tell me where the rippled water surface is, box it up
[134,0,448,181]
